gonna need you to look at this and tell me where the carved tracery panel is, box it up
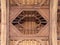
[12,11,47,34]
[9,0,50,45]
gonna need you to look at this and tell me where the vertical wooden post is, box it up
[1,0,9,45]
[49,0,58,45]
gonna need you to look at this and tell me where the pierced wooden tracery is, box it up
[12,11,47,34]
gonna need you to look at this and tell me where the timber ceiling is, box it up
[0,0,60,40]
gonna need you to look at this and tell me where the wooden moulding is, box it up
[49,0,58,45]
[1,0,9,45]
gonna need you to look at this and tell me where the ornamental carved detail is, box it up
[12,11,47,34]
[10,0,49,6]
[16,39,42,45]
